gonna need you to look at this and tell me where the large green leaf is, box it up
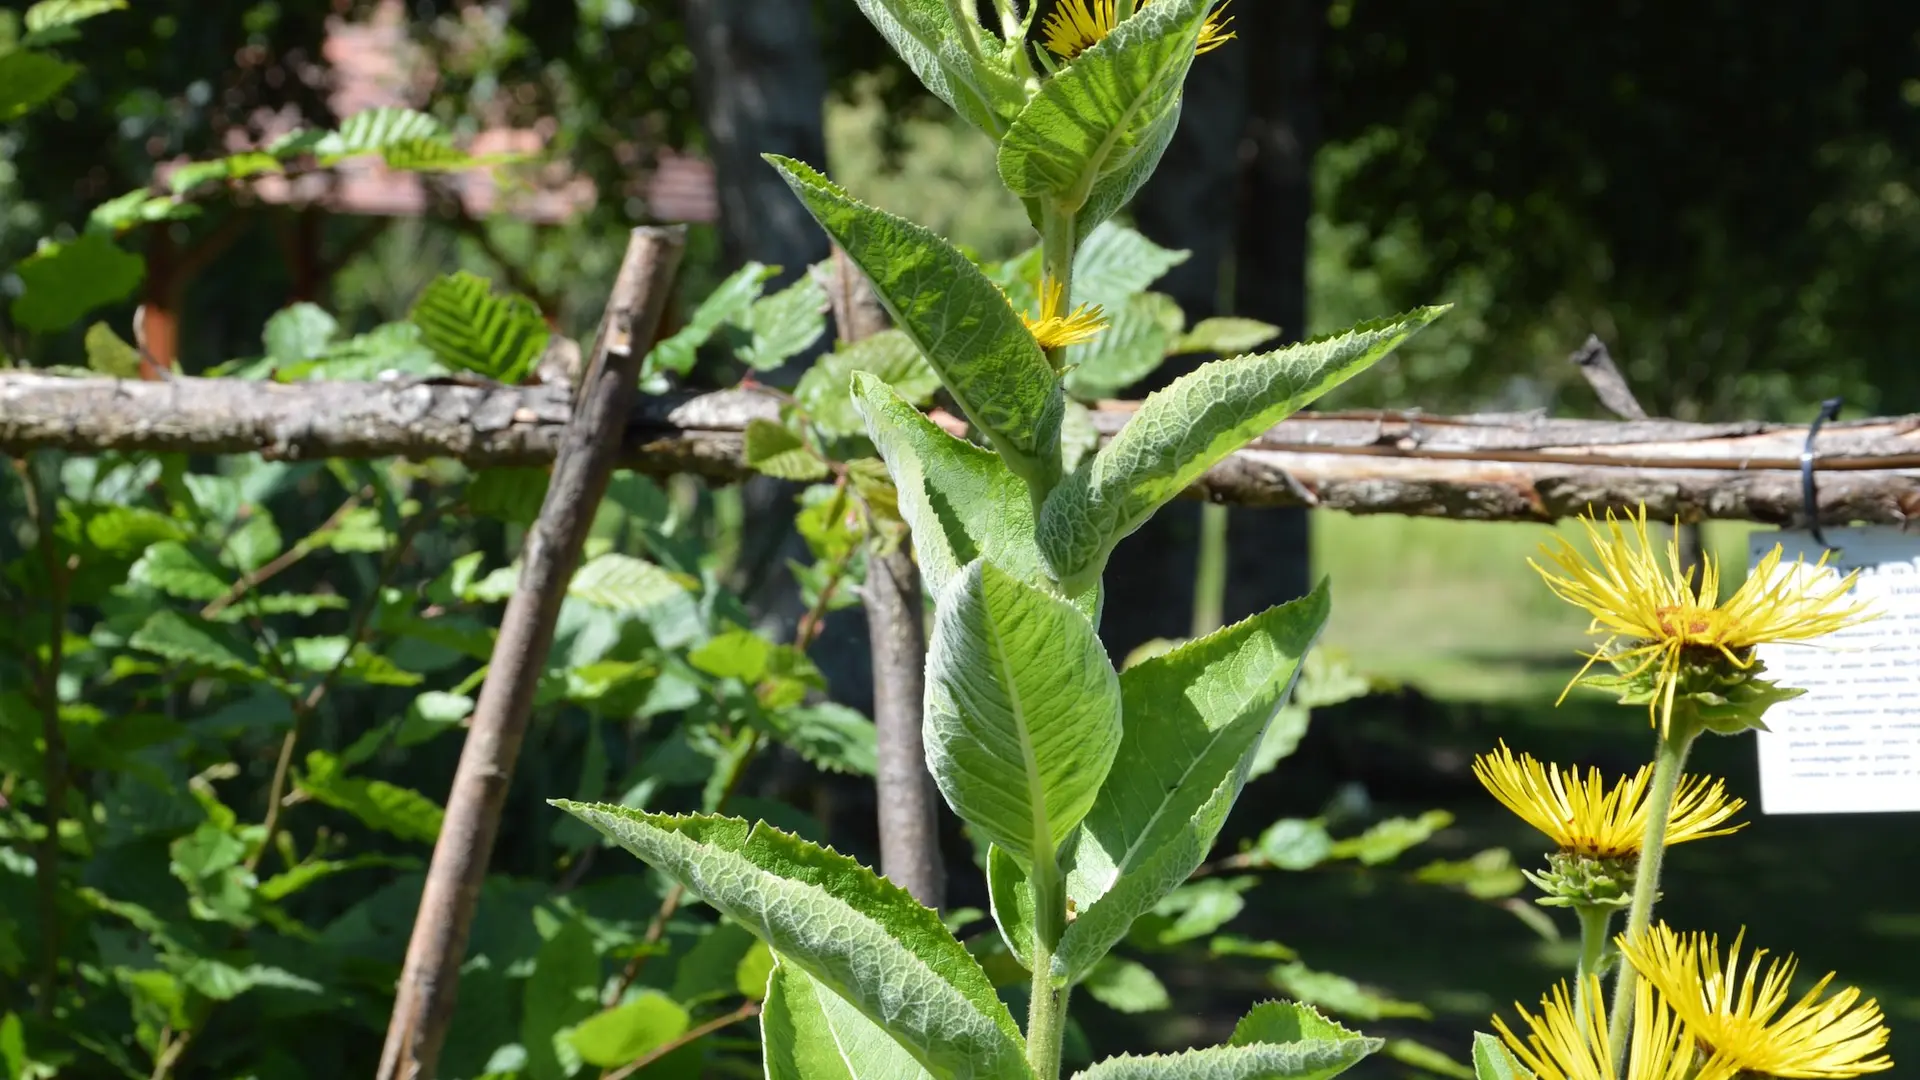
[1076,100,1182,246]
[1471,1034,1532,1080]
[1173,318,1282,357]
[313,107,444,160]
[1082,957,1170,1014]
[1054,584,1329,980]
[567,553,695,617]
[409,271,550,383]
[1069,222,1190,311]
[925,560,1120,866]
[646,261,774,376]
[128,610,264,679]
[767,702,878,777]
[8,233,144,333]
[770,156,1065,494]
[997,0,1211,224]
[24,0,127,39]
[552,805,1031,1080]
[523,917,599,1080]
[764,957,936,1080]
[745,419,832,481]
[128,541,232,601]
[297,752,444,844]
[1039,307,1447,594]
[567,992,689,1069]
[379,138,482,172]
[737,272,828,370]
[849,374,1052,602]
[849,0,1027,137]
[263,303,340,365]
[0,49,79,121]
[986,844,1039,970]
[1063,292,1180,401]
[797,329,941,438]
[162,151,282,197]
[1073,1001,1376,1080]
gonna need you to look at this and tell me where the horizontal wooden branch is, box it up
[5,372,1919,525]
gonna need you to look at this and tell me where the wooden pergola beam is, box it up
[5,371,1918,525]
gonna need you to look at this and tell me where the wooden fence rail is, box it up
[5,370,1919,525]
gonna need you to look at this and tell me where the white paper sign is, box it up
[1752,526,1920,814]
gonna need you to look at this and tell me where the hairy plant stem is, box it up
[1605,725,1696,1067]
[993,0,1032,70]
[1026,859,1069,1080]
[944,0,985,58]
[1573,903,1615,1021]
[1040,205,1076,301]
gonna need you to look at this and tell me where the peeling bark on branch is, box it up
[5,372,1919,525]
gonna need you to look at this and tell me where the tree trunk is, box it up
[680,0,835,641]
[679,0,831,287]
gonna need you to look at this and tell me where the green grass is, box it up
[1310,512,1767,701]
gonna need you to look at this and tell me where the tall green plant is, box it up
[558,3,1445,1077]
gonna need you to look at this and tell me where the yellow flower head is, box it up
[1622,924,1893,1079]
[1021,276,1108,350]
[1532,505,1871,735]
[1041,0,1236,61]
[1492,974,1723,1080]
[1472,742,1745,859]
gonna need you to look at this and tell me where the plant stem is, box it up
[793,480,856,651]
[1026,945,1067,1080]
[1573,903,1614,1021]
[21,459,70,1016]
[1605,727,1695,1068]
[1040,205,1076,302]
[1191,502,1229,637]
[1025,859,1068,1080]
[246,490,437,873]
[944,0,985,59]
[199,485,371,618]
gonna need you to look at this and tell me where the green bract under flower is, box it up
[1532,505,1874,737]
[1578,647,1810,739]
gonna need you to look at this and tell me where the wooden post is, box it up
[375,226,686,1080]
[828,247,945,909]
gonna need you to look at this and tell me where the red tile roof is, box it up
[203,0,717,225]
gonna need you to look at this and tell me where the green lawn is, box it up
[1310,511,1767,701]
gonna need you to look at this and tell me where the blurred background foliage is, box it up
[4,1,1920,1078]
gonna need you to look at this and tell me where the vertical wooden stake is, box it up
[376,226,686,1080]
[830,246,945,909]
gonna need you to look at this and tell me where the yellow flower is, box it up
[1040,0,1236,61]
[1532,505,1871,735]
[1020,276,1108,350]
[1622,924,1893,1078]
[1472,742,1745,858]
[1492,974,1724,1080]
